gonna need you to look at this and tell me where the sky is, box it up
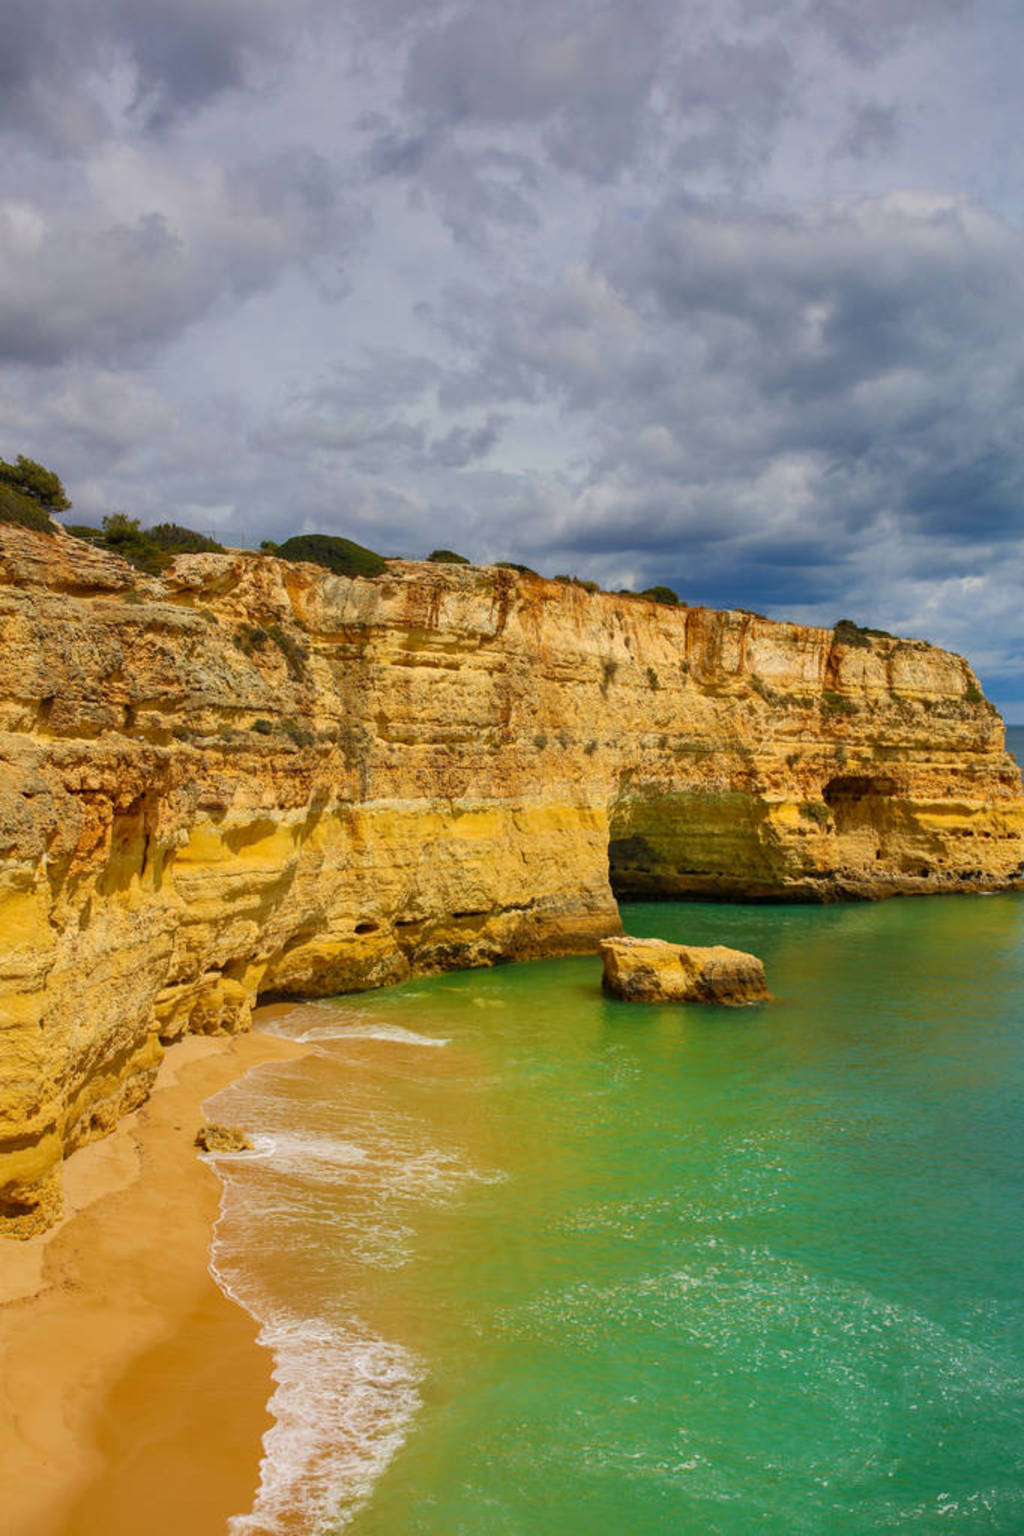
[2,1,1024,716]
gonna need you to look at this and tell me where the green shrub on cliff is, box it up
[428,548,471,565]
[799,800,832,825]
[0,455,70,512]
[833,618,896,648]
[640,585,680,606]
[275,534,387,579]
[72,515,225,573]
[0,454,71,532]
[0,483,55,533]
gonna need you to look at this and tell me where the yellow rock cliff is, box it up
[1,525,1022,1232]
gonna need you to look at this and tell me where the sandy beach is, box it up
[0,1020,308,1536]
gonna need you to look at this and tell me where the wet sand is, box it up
[0,1022,308,1536]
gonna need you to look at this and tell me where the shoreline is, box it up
[0,1017,309,1536]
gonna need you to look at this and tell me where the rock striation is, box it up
[600,936,769,1005]
[0,524,1022,1232]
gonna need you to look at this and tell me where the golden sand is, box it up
[0,1023,307,1536]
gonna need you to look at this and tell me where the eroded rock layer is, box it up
[1,525,1022,1231]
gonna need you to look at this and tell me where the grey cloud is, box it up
[809,0,970,65]
[830,100,900,161]
[670,39,797,182]
[0,146,354,366]
[420,188,1024,626]
[404,0,669,179]
[429,415,503,467]
[0,0,327,149]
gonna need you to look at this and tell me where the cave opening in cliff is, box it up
[822,774,898,837]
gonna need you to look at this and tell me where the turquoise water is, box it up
[207,728,1024,1535]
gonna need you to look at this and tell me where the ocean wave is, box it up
[262,1004,449,1049]
[221,1306,422,1536]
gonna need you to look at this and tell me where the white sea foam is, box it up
[204,1054,497,1534]
[262,1003,449,1049]
[221,1306,422,1536]
[318,1021,450,1048]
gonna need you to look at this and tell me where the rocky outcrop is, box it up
[600,936,769,1005]
[194,1124,254,1153]
[0,523,1022,1232]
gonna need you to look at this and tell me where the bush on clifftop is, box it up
[274,533,387,579]
[0,455,71,532]
[428,548,471,565]
[68,514,225,573]
[833,618,896,648]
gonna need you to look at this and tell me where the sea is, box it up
[204,725,1024,1535]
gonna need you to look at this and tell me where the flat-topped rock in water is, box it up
[600,936,769,1006]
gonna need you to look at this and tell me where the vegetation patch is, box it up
[833,618,896,648]
[235,625,269,656]
[282,717,315,747]
[266,623,309,681]
[273,533,387,579]
[0,455,70,535]
[496,561,538,576]
[749,674,780,704]
[640,585,680,606]
[0,483,56,532]
[822,690,859,716]
[0,455,71,532]
[70,514,225,574]
[799,800,832,825]
[428,548,471,565]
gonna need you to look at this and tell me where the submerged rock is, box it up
[600,936,769,1006]
[194,1123,254,1153]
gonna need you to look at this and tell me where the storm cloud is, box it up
[2,0,1023,711]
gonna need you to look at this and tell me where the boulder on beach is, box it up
[600,936,769,1006]
[194,1123,254,1153]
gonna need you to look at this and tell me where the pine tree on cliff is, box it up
[0,455,71,532]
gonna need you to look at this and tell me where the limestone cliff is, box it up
[1,524,1022,1233]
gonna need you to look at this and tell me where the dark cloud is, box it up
[831,100,900,161]
[0,0,327,150]
[429,415,503,467]
[0,0,1021,708]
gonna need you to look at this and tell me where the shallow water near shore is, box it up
[206,727,1024,1534]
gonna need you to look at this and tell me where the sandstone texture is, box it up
[194,1123,255,1154]
[0,524,1022,1232]
[600,936,769,1005]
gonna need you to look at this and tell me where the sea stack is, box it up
[600,936,770,1006]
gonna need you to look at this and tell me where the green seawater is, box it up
[209,727,1024,1535]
